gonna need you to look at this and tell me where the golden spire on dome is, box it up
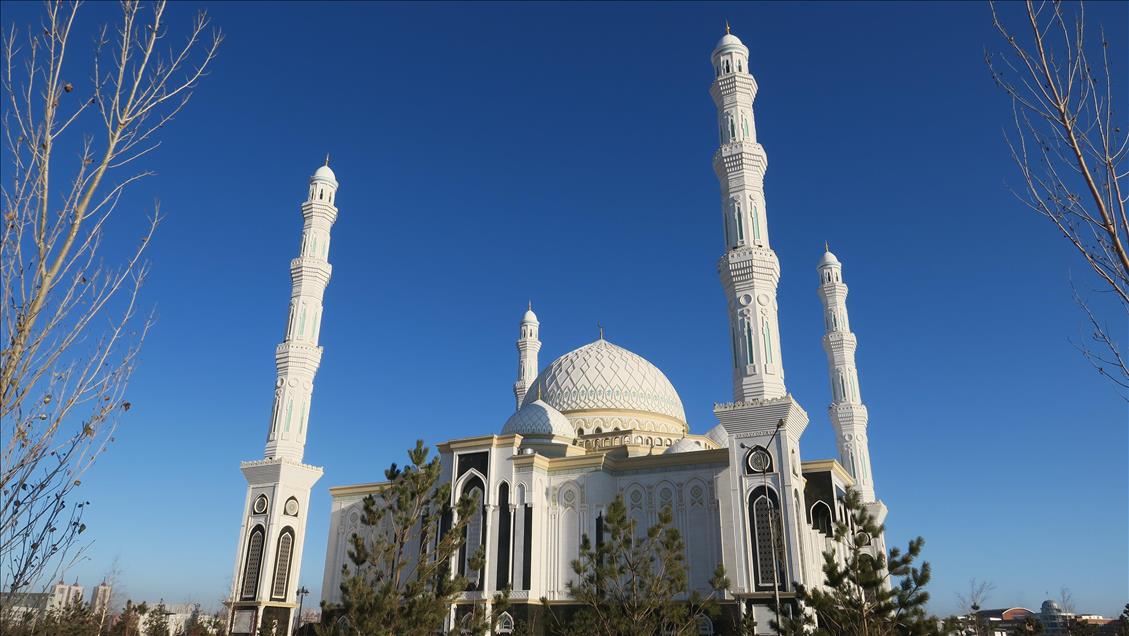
[725,20,731,35]
[825,240,829,252]
[324,153,330,166]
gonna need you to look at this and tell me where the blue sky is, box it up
[3,0,1126,617]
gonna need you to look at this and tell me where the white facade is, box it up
[227,163,339,636]
[320,28,886,635]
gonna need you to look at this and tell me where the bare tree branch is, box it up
[0,0,221,594]
[987,0,1128,396]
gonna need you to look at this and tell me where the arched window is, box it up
[794,492,807,578]
[728,116,736,141]
[742,115,750,138]
[811,501,833,536]
[744,322,755,365]
[458,477,485,589]
[696,614,715,635]
[497,612,515,634]
[724,59,731,73]
[750,200,761,241]
[731,326,740,369]
[762,320,774,364]
[734,201,745,242]
[271,528,295,600]
[748,487,786,589]
[737,59,743,73]
[496,483,511,588]
[240,526,265,600]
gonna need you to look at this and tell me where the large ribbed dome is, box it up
[522,339,686,425]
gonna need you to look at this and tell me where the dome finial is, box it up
[725,19,731,35]
[528,299,532,311]
[825,240,829,253]
[597,322,605,340]
[324,153,330,167]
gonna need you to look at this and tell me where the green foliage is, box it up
[143,602,171,636]
[551,493,728,636]
[774,488,949,636]
[108,600,146,636]
[322,440,492,636]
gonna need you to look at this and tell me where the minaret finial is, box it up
[725,20,731,35]
[537,382,542,401]
[528,299,532,311]
[597,322,604,340]
[325,153,330,166]
[825,240,829,253]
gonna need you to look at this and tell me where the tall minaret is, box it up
[711,26,786,402]
[227,162,339,636]
[817,247,876,502]
[512,303,540,410]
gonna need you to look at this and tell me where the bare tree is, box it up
[987,0,1128,393]
[957,578,997,635]
[1,1,220,594]
[1058,586,1077,614]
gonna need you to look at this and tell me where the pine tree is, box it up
[322,440,488,636]
[143,602,170,636]
[555,493,728,636]
[773,488,949,636]
[109,600,146,636]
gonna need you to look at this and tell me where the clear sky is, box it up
[3,0,1126,618]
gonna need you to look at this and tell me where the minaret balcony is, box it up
[718,246,780,288]
[290,257,332,286]
[713,143,768,180]
[708,73,758,104]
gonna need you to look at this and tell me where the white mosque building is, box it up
[312,27,888,635]
[222,26,889,636]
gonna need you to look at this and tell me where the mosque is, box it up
[226,27,887,636]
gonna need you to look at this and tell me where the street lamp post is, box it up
[294,586,309,635]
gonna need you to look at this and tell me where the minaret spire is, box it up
[264,163,339,462]
[710,27,786,401]
[512,303,541,410]
[817,247,876,501]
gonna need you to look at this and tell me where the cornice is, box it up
[800,459,855,486]
[437,434,523,453]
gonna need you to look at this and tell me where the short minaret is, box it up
[711,27,787,402]
[817,247,876,502]
[512,303,541,410]
[227,162,339,636]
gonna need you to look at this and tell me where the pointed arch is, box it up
[271,527,295,600]
[455,473,486,589]
[497,612,515,634]
[496,481,512,588]
[762,319,774,364]
[810,501,833,536]
[240,525,265,600]
[747,486,785,589]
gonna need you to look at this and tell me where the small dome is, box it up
[522,307,538,324]
[502,400,573,437]
[705,423,730,448]
[716,33,743,49]
[819,250,840,267]
[313,164,337,182]
[1040,601,1062,615]
[665,438,705,454]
